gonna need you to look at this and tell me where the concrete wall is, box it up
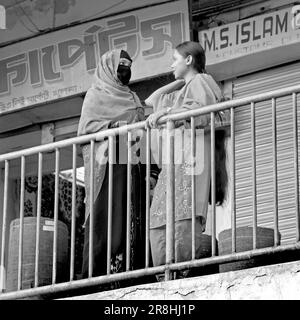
[62,260,300,300]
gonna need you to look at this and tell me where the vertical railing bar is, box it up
[107,135,114,275]
[145,128,151,268]
[272,98,279,246]
[18,156,25,291]
[211,112,216,257]
[191,117,196,260]
[251,102,257,249]
[158,129,163,167]
[52,148,59,284]
[293,93,300,242]
[0,160,9,292]
[165,120,175,281]
[231,108,236,253]
[34,153,43,287]
[88,140,95,278]
[70,144,77,281]
[126,132,132,271]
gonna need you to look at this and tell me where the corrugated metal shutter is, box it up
[232,61,300,245]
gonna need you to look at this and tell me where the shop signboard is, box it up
[0,0,190,114]
[199,5,300,80]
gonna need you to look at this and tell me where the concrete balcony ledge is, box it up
[60,260,300,300]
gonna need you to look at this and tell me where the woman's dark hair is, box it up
[209,129,228,206]
[175,41,206,73]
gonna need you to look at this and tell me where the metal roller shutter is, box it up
[233,61,300,245]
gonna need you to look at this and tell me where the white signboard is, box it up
[0,0,190,114]
[199,5,300,66]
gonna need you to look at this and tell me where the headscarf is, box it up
[77,49,143,136]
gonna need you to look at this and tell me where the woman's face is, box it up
[171,49,189,79]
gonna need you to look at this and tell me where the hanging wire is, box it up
[5,0,27,10]
[12,4,36,33]
[52,0,56,28]
[79,0,131,22]
[13,0,41,33]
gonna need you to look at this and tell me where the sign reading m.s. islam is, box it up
[199,5,300,80]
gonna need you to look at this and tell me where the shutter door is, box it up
[232,61,300,245]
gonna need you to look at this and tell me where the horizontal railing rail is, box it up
[1,242,300,300]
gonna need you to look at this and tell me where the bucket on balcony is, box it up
[6,217,69,292]
[218,226,279,273]
[187,234,219,277]
[195,234,216,258]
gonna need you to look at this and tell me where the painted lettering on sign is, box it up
[202,12,288,52]
[199,6,300,65]
[0,0,190,113]
[0,12,183,96]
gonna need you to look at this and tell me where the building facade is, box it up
[0,0,300,298]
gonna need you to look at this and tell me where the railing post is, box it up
[34,153,43,287]
[88,140,95,278]
[70,144,77,281]
[52,148,60,284]
[231,108,236,253]
[165,120,175,280]
[251,102,257,249]
[158,129,163,167]
[107,135,114,275]
[0,161,9,292]
[18,156,25,290]
[145,127,151,268]
[272,98,280,246]
[211,112,217,256]
[293,93,300,242]
[126,132,132,271]
[191,117,196,260]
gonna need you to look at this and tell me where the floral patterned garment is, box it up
[150,126,211,232]
[149,74,224,232]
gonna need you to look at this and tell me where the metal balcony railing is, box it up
[1,83,300,299]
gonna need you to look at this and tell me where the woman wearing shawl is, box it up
[145,41,227,269]
[78,49,145,277]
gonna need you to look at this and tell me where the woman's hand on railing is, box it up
[145,109,168,129]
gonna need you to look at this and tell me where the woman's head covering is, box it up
[77,49,143,136]
[93,49,131,90]
[117,50,132,85]
[120,49,132,62]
